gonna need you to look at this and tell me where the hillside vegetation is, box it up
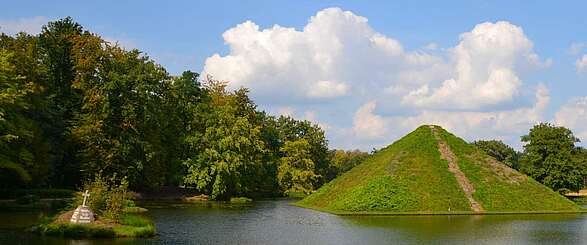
[297,125,581,214]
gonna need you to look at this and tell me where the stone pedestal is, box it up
[70,205,94,224]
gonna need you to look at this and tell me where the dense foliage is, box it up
[473,124,587,193]
[277,139,319,194]
[0,49,37,186]
[327,149,370,179]
[79,174,129,220]
[0,17,367,200]
[519,123,586,193]
[183,80,266,199]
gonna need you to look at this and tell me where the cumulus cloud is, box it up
[423,43,438,50]
[202,7,446,103]
[398,85,548,136]
[307,80,349,98]
[203,7,556,150]
[576,54,587,74]
[554,96,587,140]
[204,9,545,110]
[353,85,550,148]
[353,101,389,139]
[569,42,587,55]
[402,21,543,109]
[0,16,48,35]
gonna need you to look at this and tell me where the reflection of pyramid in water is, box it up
[298,125,580,214]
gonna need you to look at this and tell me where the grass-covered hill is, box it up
[296,125,581,214]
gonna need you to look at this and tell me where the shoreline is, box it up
[292,202,587,216]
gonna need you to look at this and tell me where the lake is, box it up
[1,199,586,244]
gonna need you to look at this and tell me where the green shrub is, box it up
[124,199,136,207]
[78,175,109,213]
[119,214,151,227]
[115,214,156,237]
[35,175,155,239]
[77,173,130,220]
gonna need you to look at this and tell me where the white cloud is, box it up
[203,8,556,150]
[384,84,411,96]
[576,54,587,74]
[424,43,438,50]
[402,21,543,109]
[554,96,587,140]
[569,42,587,55]
[353,101,389,139]
[307,80,349,98]
[352,85,549,148]
[204,11,545,110]
[202,7,446,103]
[399,84,548,135]
[0,16,48,35]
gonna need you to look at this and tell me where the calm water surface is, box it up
[1,199,586,244]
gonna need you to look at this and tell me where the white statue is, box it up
[70,190,95,224]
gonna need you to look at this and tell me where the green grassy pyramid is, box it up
[297,125,580,214]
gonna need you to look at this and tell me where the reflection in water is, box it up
[0,199,585,244]
[343,213,586,244]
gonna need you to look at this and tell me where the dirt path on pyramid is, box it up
[429,125,484,212]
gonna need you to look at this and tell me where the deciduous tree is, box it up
[277,139,319,194]
[520,123,585,193]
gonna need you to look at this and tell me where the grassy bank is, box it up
[294,201,587,216]
[33,212,155,238]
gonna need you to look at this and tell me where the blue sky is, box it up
[2,1,587,150]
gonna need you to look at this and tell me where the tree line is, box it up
[1,17,583,200]
[473,123,587,193]
[0,17,368,200]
